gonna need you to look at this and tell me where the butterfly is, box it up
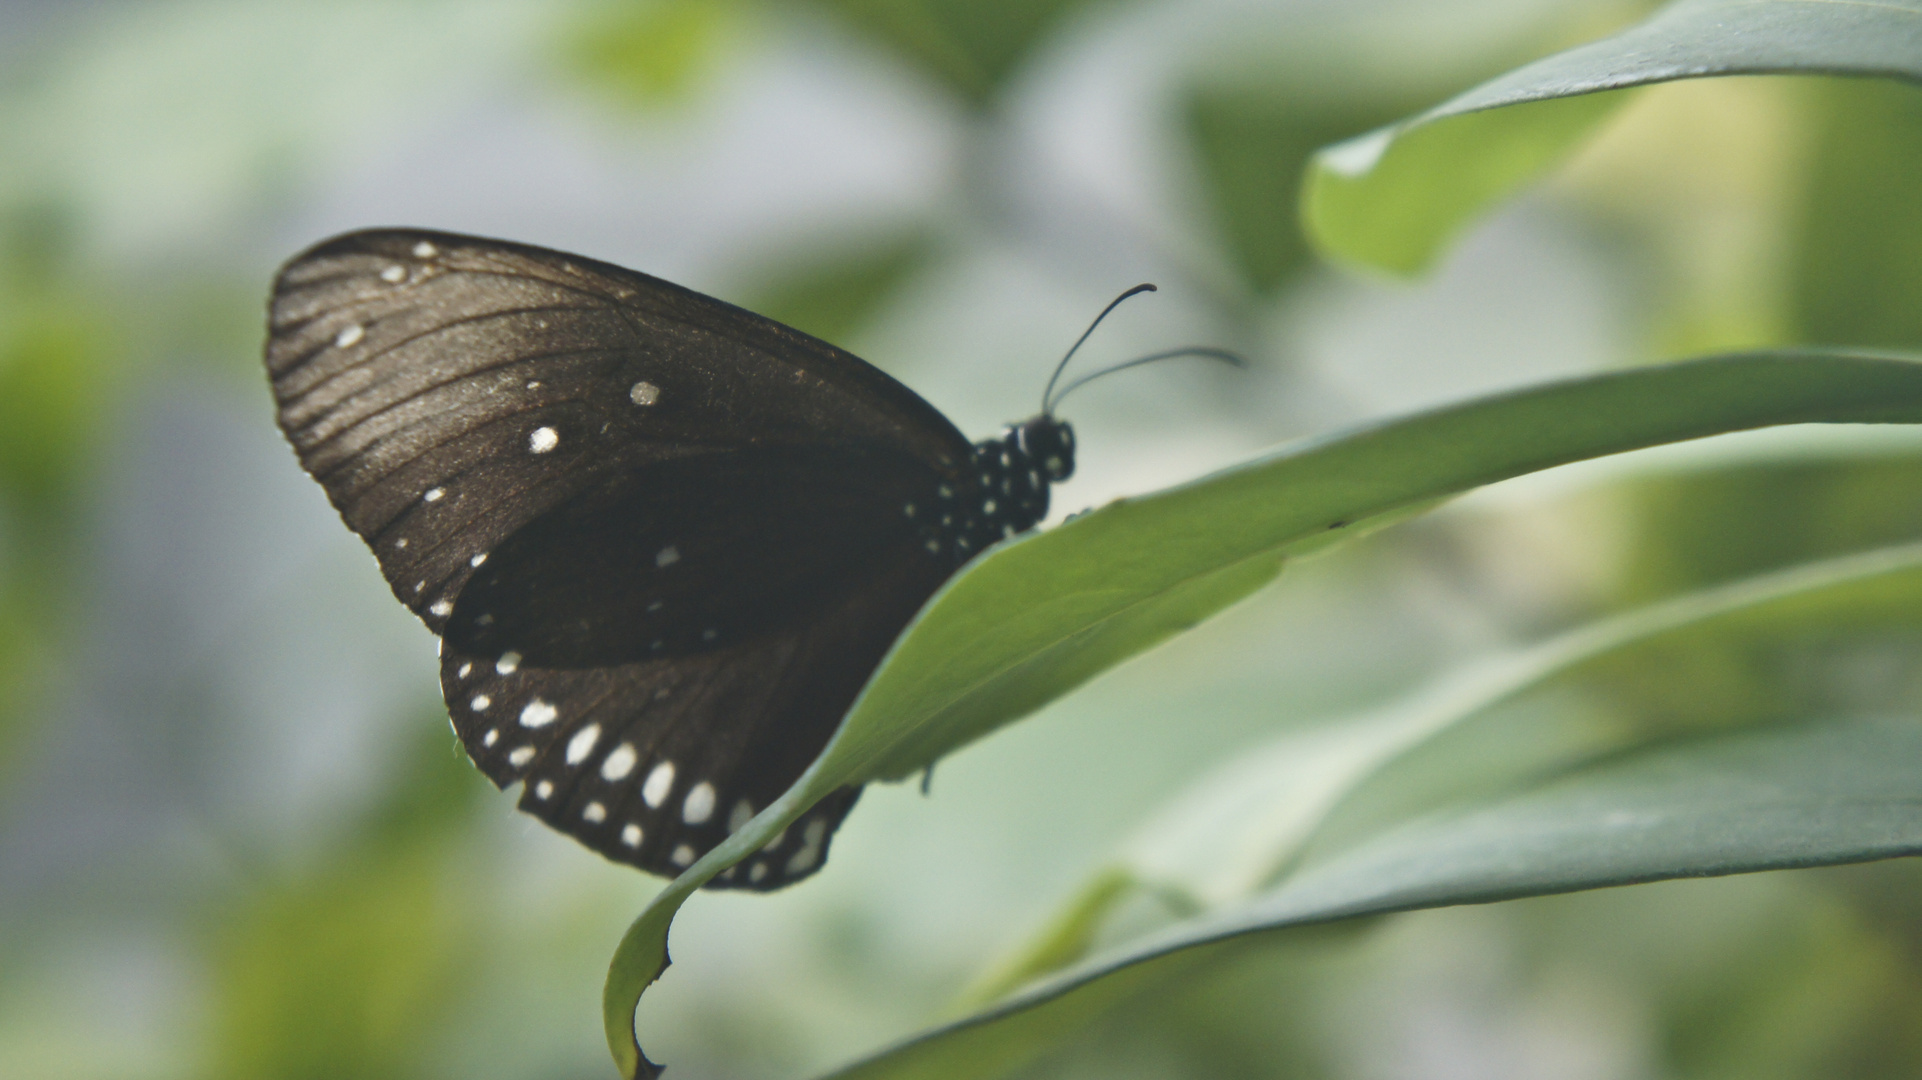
[264,228,1233,890]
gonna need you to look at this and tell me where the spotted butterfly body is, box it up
[264,229,1073,889]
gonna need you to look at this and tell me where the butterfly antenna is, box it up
[1041,283,1158,414]
[1046,347,1245,413]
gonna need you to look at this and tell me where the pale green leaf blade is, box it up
[1305,0,1922,275]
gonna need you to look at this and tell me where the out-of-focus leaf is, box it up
[558,0,739,106]
[1619,457,1922,601]
[1791,78,1922,349]
[206,719,483,1080]
[793,0,1107,105]
[602,350,1922,1079]
[829,709,1922,1080]
[0,293,113,516]
[1186,85,1427,292]
[966,542,1922,1005]
[1304,0,1922,276]
[743,232,934,347]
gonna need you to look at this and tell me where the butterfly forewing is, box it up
[265,229,978,888]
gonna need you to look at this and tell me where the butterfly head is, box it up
[1017,414,1076,482]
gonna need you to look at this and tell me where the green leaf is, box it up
[1304,0,1922,276]
[1185,83,1430,292]
[967,540,1922,1006]
[831,697,1922,1080]
[600,349,1922,1078]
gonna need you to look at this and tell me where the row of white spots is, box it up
[453,655,771,869]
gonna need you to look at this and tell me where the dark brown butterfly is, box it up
[264,229,1229,890]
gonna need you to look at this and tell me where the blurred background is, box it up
[7,0,1922,1077]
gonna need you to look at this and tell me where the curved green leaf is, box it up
[828,534,1922,1078]
[963,540,1922,1006]
[1305,0,1922,275]
[603,350,1922,1078]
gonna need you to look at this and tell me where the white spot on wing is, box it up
[528,426,559,453]
[334,324,364,347]
[641,761,675,808]
[601,742,638,781]
[379,264,406,282]
[655,546,679,568]
[670,844,695,867]
[482,728,498,747]
[728,799,754,833]
[786,846,819,874]
[412,240,438,258]
[749,862,768,884]
[630,380,661,405]
[470,694,491,712]
[583,801,607,823]
[565,723,601,765]
[534,780,553,800]
[423,488,445,503]
[470,552,488,568]
[394,537,409,549]
[682,782,716,824]
[495,651,520,675]
[621,824,643,848]
[519,699,559,728]
[457,662,472,678]
[429,599,452,617]
[508,745,535,767]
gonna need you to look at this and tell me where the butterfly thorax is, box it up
[924,415,1074,566]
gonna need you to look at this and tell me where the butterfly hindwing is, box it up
[441,509,947,885]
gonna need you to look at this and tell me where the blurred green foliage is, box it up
[561,0,741,105]
[1790,79,1922,350]
[744,232,935,347]
[1186,86,1424,292]
[207,721,484,1080]
[795,0,1105,105]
